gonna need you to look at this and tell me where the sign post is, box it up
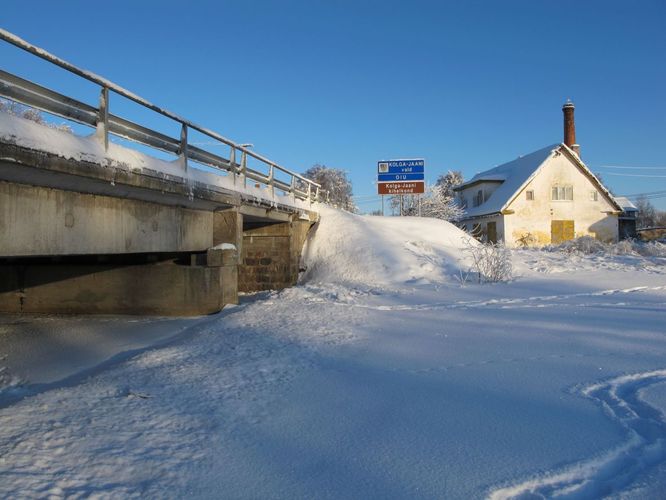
[377,159,425,215]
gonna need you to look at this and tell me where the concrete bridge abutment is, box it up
[0,183,315,315]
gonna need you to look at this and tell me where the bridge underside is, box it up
[0,144,317,315]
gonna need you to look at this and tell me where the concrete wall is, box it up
[505,154,618,246]
[0,181,213,257]
[0,259,228,316]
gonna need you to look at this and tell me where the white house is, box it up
[454,102,623,246]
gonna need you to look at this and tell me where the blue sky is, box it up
[2,0,665,211]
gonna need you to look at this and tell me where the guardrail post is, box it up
[97,86,109,151]
[229,147,236,185]
[290,177,296,202]
[241,150,247,189]
[269,164,275,199]
[179,123,188,172]
[315,186,320,202]
[307,182,312,205]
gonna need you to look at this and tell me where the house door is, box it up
[487,222,497,243]
[551,220,574,244]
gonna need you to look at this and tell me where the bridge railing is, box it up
[0,29,322,205]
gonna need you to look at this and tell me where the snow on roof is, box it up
[456,144,559,218]
[613,196,638,212]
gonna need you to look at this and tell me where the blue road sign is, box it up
[378,173,425,182]
[378,159,425,174]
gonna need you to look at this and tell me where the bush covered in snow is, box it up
[632,241,666,257]
[546,236,666,258]
[548,236,607,254]
[463,238,513,283]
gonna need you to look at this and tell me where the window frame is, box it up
[551,184,573,201]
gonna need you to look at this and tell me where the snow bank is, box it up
[300,206,474,287]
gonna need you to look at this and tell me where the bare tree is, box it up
[636,195,657,229]
[420,183,464,220]
[388,170,464,220]
[302,164,355,212]
[388,194,419,216]
[0,98,72,133]
[435,170,464,198]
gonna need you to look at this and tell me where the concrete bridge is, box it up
[0,30,321,316]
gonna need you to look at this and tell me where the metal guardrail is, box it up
[0,29,322,204]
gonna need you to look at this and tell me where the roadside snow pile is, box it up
[299,206,474,287]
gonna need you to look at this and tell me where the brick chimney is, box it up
[562,100,580,156]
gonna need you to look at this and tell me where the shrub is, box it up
[463,238,513,283]
[553,235,606,254]
[545,236,666,258]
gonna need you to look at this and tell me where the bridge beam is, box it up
[1,180,214,257]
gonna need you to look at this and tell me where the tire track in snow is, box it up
[488,369,666,499]
[302,285,666,311]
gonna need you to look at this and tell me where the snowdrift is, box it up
[300,205,474,287]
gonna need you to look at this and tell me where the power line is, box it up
[617,191,666,201]
[603,172,666,178]
[618,189,666,197]
[598,165,666,170]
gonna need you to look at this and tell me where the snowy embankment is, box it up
[1,207,666,499]
[300,205,475,287]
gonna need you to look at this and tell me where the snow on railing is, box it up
[0,28,322,205]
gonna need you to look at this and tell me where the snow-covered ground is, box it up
[1,207,665,499]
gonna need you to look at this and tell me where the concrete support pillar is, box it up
[213,208,243,253]
[211,208,243,305]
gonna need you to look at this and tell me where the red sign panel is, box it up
[378,181,425,195]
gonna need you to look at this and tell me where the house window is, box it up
[526,190,534,201]
[589,191,598,201]
[551,185,573,201]
[473,189,484,207]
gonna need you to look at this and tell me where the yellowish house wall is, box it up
[505,154,618,246]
